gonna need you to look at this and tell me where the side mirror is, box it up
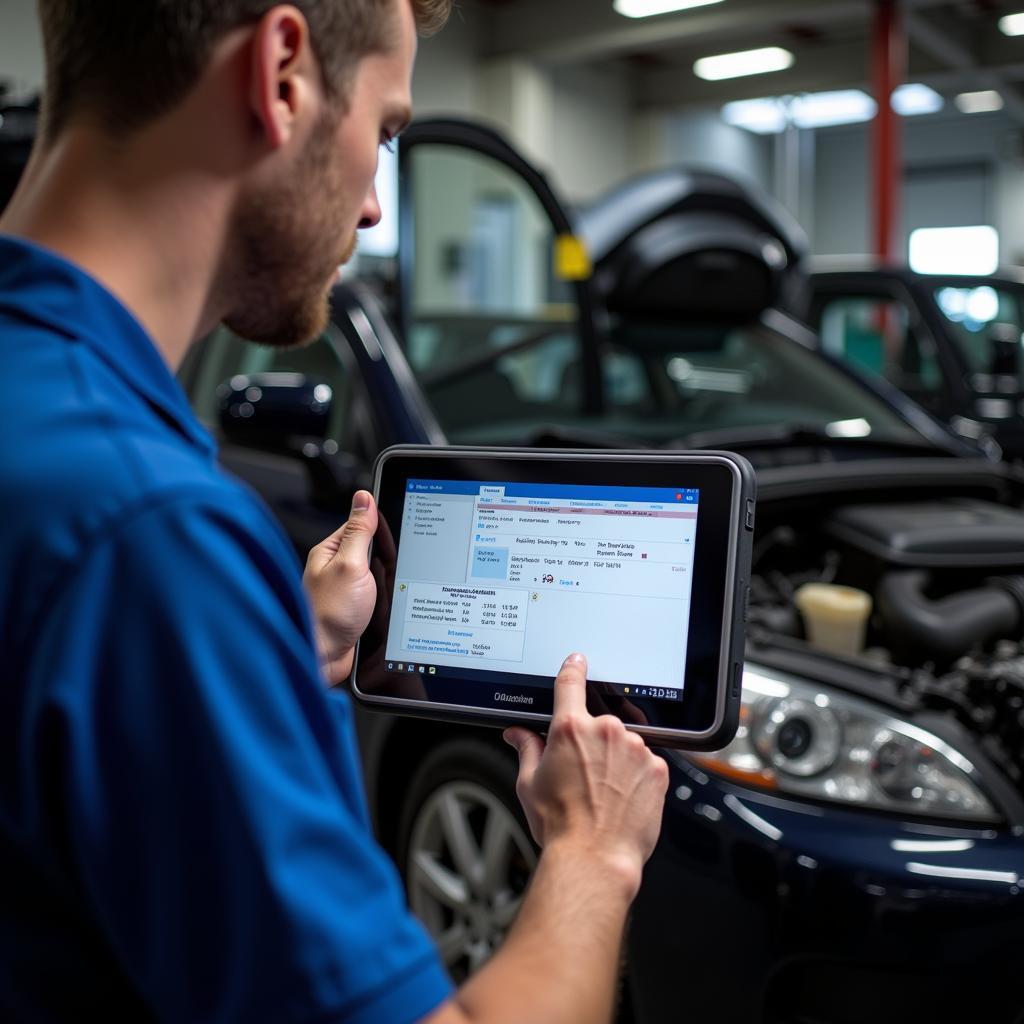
[216,372,368,508]
[217,372,331,448]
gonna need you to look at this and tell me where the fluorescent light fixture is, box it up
[892,83,943,116]
[694,46,794,82]
[721,97,788,134]
[909,225,999,276]
[614,0,724,17]
[999,12,1024,35]
[956,89,1004,114]
[791,89,876,129]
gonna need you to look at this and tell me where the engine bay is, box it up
[748,493,1024,798]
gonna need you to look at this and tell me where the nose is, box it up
[358,181,382,230]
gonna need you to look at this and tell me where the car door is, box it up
[808,275,955,420]
[180,323,376,556]
[393,118,605,446]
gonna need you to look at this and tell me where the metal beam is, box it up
[871,0,904,261]
[486,0,867,64]
[905,9,1024,125]
[484,0,954,66]
[635,41,873,108]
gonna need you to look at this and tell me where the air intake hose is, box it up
[876,571,1024,665]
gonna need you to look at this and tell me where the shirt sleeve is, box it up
[28,488,453,1024]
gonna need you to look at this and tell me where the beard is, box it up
[223,116,357,349]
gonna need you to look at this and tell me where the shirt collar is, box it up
[0,234,216,457]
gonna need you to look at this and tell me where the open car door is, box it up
[395,118,606,447]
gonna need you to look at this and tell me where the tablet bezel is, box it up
[351,446,750,748]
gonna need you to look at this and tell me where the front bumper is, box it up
[627,756,1024,1024]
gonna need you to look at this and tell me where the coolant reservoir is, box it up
[794,583,873,657]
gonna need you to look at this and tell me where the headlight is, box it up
[692,667,1000,823]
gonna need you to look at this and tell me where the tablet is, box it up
[351,446,755,750]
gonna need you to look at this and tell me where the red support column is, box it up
[871,0,905,262]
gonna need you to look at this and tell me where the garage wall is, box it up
[657,108,774,193]
[546,63,634,205]
[0,0,43,97]
[412,4,486,118]
[813,110,1022,262]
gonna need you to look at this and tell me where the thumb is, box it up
[309,491,378,574]
[503,727,544,786]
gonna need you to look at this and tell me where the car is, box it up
[800,260,1024,462]
[7,108,1023,1021]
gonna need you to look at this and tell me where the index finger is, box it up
[552,653,589,719]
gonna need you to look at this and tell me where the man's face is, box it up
[224,1,416,348]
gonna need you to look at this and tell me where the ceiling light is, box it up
[614,0,725,17]
[721,97,788,134]
[956,89,1005,114]
[694,46,794,82]
[791,89,876,129]
[909,226,999,276]
[999,12,1024,35]
[892,83,943,116]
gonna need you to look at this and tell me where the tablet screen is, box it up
[356,449,749,741]
[384,479,700,698]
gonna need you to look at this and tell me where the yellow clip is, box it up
[554,234,592,282]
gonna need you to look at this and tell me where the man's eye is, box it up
[380,135,395,153]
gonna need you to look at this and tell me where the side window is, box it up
[187,326,352,445]
[404,143,584,441]
[819,296,942,396]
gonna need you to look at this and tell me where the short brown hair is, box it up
[37,0,451,138]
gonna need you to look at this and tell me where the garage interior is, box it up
[4,2,1024,1023]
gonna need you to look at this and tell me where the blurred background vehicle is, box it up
[799,262,1024,461]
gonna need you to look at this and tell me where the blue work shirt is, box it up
[0,235,453,1023]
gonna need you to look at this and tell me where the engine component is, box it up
[876,571,1024,666]
[826,498,1024,570]
[918,644,1024,794]
[794,583,872,657]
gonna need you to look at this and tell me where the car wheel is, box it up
[398,739,537,983]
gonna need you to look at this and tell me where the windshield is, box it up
[412,315,929,448]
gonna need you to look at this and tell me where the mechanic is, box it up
[0,2,669,1022]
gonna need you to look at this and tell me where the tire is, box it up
[397,738,538,984]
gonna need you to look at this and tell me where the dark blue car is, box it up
[175,120,1024,1023]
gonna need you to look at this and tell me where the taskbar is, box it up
[383,660,683,702]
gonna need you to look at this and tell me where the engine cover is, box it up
[825,498,1024,570]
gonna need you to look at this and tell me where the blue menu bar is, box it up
[406,479,700,503]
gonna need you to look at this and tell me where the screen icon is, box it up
[396,663,404,671]
[387,662,394,671]
[418,665,426,673]
[428,666,437,675]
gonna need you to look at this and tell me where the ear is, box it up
[248,5,316,150]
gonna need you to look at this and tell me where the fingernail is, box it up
[501,729,516,748]
[564,652,585,666]
[351,490,371,513]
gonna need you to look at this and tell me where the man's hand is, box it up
[503,653,668,897]
[303,490,378,686]
[424,654,669,1024]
